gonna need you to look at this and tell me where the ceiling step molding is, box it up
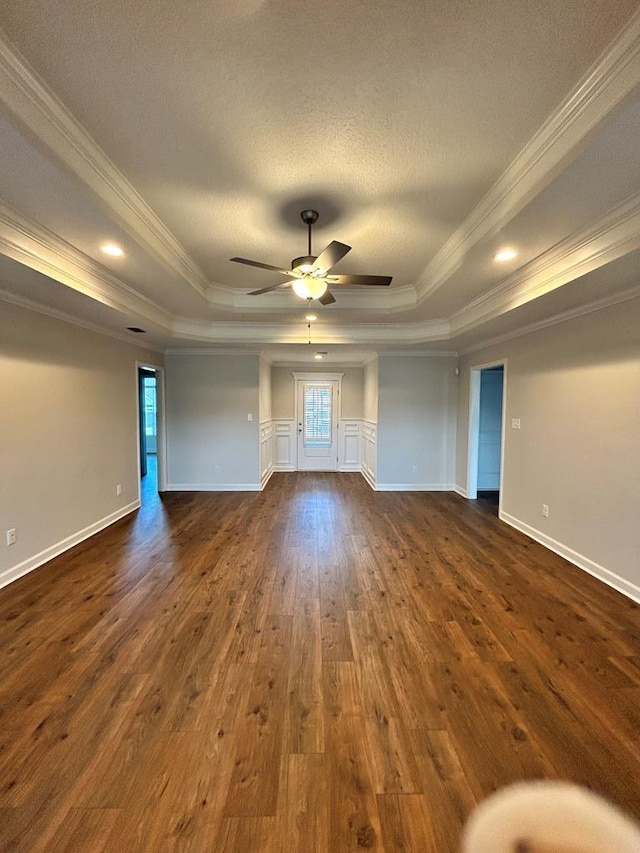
[171,316,452,346]
[415,7,640,302]
[459,283,640,356]
[0,29,210,300]
[451,191,640,335]
[0,287,163,352]
[0,201,173,329]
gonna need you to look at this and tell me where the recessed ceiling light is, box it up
[494,247,517,262]
[314,353,323,360]
[101,243,124,257]
[305,314,317,322]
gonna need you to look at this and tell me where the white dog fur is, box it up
[461,781,640,853]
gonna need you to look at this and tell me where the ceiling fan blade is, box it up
[326,274,392,286]
[318,290,336,305]
[231,257,294,276]
[312,241,351,274]
[249,281,291,296]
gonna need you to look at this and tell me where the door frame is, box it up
[466,359,507,514]
[138,367,156,476]
[135,361,167,501]
[293,372,344,471]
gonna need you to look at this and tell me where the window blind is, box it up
[304,385,332,444]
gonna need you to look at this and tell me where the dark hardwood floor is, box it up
[1,473,639,851]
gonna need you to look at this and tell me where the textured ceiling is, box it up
[1,1,639,357]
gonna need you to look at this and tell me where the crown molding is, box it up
[450,191,640,336]
[415,7,640,302]
[0,287,164,352]
[0,201,173,330]
[0,29,210,300]
[458,283,640,356]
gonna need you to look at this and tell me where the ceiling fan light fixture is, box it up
[292,277,328,300]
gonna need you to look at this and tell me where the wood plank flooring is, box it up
[1,472,639,851]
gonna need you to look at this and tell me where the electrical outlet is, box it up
[247,413,253,422]
[511,418,521,430]
[116,484,122,496]
[214,465,221,474]
[412,465,418,474]
[542,504,549,518]
[6,528,17,546]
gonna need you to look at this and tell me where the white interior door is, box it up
[296,380,339,471]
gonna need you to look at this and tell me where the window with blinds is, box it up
[304,384,332,445]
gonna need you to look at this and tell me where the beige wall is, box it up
[456,296,640,597]
[271,366,364,419]
[165,353,260,488]
[0,301,162,587]
[377,355,458,488]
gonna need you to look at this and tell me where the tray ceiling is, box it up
[1,1,639,359]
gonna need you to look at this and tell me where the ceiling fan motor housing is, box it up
[291,255,317,273]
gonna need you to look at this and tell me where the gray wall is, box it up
[377,356,458,488]
[0,301,162,585]
[271,366,364,419]
[456,296,640,594]
[259,357,272,422]
[165,353,260,488]
[363,358,378,422]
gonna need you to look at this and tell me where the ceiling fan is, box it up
[230,209,392,305]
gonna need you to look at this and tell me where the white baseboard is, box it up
[0,500,140,591]
[339,465,361,473]
[166,483,261,491]
[361,467,376,490]
[261,468,274,490]
[454,484,468,498]
[375,483,455,492]
[273,465,296,473]
[500,511,640,605]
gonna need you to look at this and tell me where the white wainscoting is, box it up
[339,420,361,472]
[261,419,376,484]
[273,419,296,472]
[361,420,377,489]
[260,420,274,488]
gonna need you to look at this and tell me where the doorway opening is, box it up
[467,362,506,516]
[136,364,166,504]
[139,367,157,499]
[293,373,342,471]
